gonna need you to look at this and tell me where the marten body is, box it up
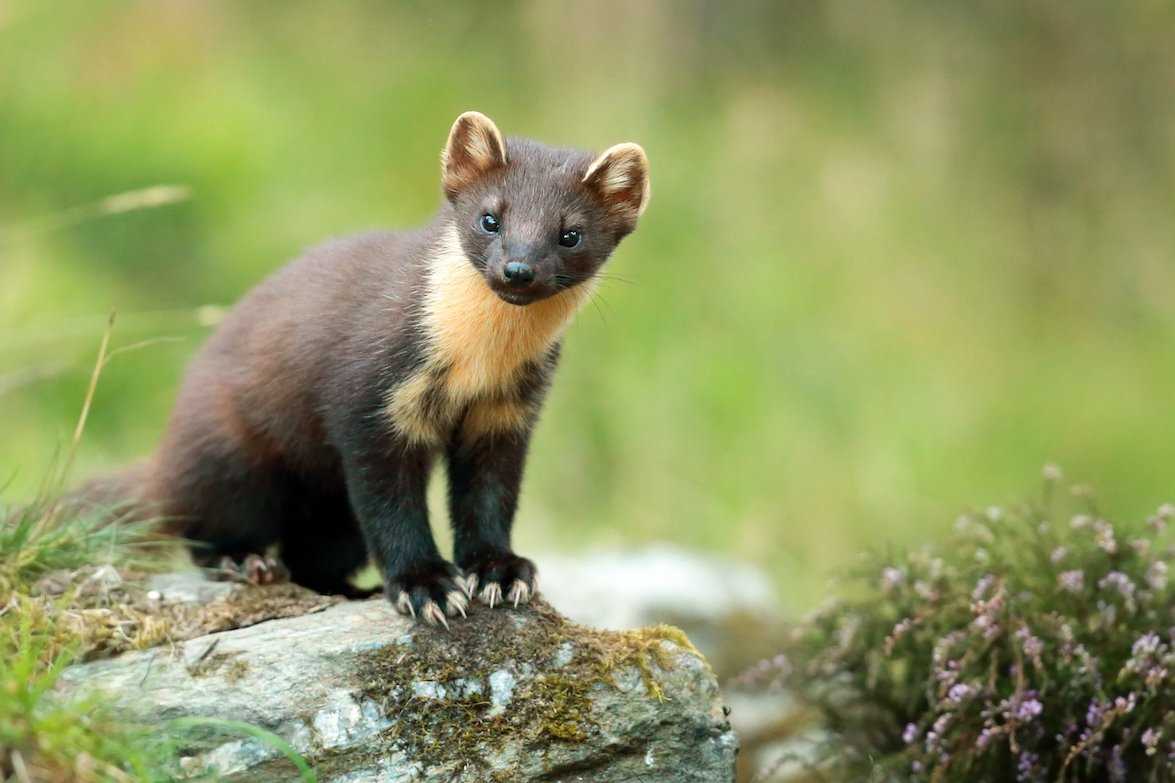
[130,112,649,624]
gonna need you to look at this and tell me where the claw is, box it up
[242,555,268,584]
[422,600,449,629]
[445,590,469,618]
[459,573,478,600]
[217,556,242,579]
[395,590,415,619]
[479,582,502,609]
[507,579,531,608]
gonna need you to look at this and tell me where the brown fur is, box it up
[74,112,649,619]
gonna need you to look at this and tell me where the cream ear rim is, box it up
[444,110,508,169]
[583,142,651,215]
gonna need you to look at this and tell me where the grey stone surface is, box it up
[539,546,776,631]
[60,595,737,782]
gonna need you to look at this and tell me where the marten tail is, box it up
[61,460,156,524]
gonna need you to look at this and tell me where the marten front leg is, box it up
[447,428,537,609]
[341,437,468,627]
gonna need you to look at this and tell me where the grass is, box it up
[0,320,317,782]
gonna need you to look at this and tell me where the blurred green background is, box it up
[2,1,1173,612]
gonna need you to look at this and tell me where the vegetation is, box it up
[748,471,1173,781]
[0,497,172,781]
[0,323,323,781]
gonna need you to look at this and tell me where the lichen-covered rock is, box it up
[59,596,737,782]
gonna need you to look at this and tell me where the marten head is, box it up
[440,111,650,306]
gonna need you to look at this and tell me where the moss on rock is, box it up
[356,600,702,777]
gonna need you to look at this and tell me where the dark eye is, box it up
[480,213,500,233]
[559,229,581,248]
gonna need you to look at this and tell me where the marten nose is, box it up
[503,261,535,287]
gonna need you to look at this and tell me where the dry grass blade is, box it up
[0,185,191,245]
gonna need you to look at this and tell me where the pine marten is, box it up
[93,112,650,627]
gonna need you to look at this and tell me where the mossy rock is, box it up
[58,586,738,782]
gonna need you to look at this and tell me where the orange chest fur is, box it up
[383,227,592,447]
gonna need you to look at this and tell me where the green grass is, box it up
[2,2,1174,613]
[0,470,176,782]
[0,602,172,782]
[0,323,318,782]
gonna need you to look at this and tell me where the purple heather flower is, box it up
[1113,693,1137,714]
[935,659,961,686]
[1132,632,1162,659]
[1094,519,1118,554]
[1086,699,1105,727]
[1098,600,1118,625]
[914,579,937,601]
[880,566,904,593]
[1049,546,1067,564]
[932,632,964,665]
[1058,569,1084,593]
[947,683,974,703]
[1015,627,1045,666]
[1146,560,1168,591]
[1099,571,1136,599]
[1016,750,1041,782]
[903,722,919,744]
[972,574,995,601]
[1015,696,1043,722]
[1108,745,1127,782]
[1142,727,1161,756]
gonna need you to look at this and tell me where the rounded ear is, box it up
[582,142,651,225]
[441,111,507,200]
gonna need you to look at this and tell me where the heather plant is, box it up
[751,469,1173,782]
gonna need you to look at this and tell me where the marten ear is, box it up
[441,111,507,200]
[582,142,650,227]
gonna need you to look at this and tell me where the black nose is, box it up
[503,261,535,287]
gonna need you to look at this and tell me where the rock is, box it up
[539,546,777,632]
[60,596,737,782]
[537,548,798,783]
[539,546,786,678]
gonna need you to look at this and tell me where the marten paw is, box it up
[216,554,289,586]
[459,552,538,610]
[387,560,469,629]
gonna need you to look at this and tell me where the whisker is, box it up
[588,290,609,326]
[594,272,637,286]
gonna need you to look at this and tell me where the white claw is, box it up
[422,600,449,629]
[507,579,531,608]
[459,573,478,600]
[479,582,502,609]
[395,591,415,619]
[446,590,469,618]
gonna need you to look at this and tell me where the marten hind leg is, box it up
[278,482,377,599]
[154,442,293,583]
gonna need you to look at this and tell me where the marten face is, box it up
[440,112,650,306]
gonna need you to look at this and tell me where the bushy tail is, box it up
[62,460,156,523]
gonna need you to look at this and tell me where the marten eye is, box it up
[480,213,500,233]
[558,229,581,248]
